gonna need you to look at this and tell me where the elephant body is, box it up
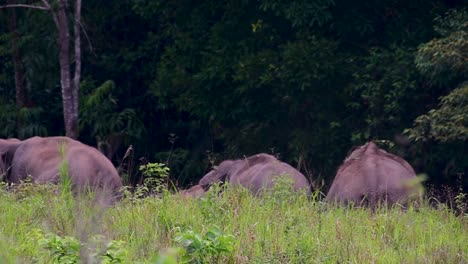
[180,184,205,198]
[197,153,310,195]
[327,142,417,207]
[0,136,122,202]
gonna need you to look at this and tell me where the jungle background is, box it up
[0,0,466,192]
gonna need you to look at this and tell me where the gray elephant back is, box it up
[66,142,122,193]
[10,137,66,183]
[199,153,310,195]
[327,142,417,206]
[232,154,309,194]
[8,136,122,202]
[224,153,281,181]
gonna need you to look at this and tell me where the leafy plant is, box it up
[139,162,171,194]
[198,183,229,221]
[34,231,126,264]
[405,82,468,143]
[415,8,467,83]
[266,174,303,203]
[174,226,235,263]
[79,79,145,160]
[151,248,185,264]
[454,192,467,216]
[39,233,80,264]
[95,237,127,264]
[0,102,47,138]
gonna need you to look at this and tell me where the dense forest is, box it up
[0,0,466,191]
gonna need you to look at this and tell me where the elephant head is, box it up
[0,139,21,181]
[180,184,205,198]
[327,141,417,207]
[199,160,235,189]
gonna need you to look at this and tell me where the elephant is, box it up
[0,136,122,203]
[195,153,311,196]
[326,141,417,207]
[180,184,205,198]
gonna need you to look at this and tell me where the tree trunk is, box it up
[56,0,78,139]
[6,0,26,108]
[72,0,81,136]
[1,0,82,139]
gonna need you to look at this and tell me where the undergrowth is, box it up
[0,181,466,263]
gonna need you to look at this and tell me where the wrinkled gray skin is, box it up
[326,142,417,207]
[0,136,122,203]
[196,153,310,195]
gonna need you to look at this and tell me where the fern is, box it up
[80,79,144,153]
[0,101,47,138]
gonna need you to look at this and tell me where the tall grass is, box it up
[0,183,466,263]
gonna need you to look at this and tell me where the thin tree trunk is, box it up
[2,0,82,138]
[6,0,26,108]
[56,0,77,138]
[72,0,81,134]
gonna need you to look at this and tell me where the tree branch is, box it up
[79,20,94,54]
[40,0,59,29]
[0,4,49,11]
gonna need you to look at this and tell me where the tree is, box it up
[5,0,26,107]
[0,0,82,138]
[80,79,144,160]
[407,82,467,143]
[405,8,467,188]
[407,9,467,143]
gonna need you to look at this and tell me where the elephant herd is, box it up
[183,141,419,207]
[0,136,419,207]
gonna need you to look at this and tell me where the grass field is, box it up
[0,182,466,263]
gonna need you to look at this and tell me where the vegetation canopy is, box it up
[0,1,466,191]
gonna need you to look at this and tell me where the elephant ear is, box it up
[199,170,219,189]
[0,150,6,180]
[0,139,21,181]
[199,160,234,188]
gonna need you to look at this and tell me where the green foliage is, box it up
[1,0,467,190]
[139,162,170,179]
[39,233,80,264]
[266,175,303,202]
[346,46,419,141]
[151,0,346,174]
[58,143,73,201]
[151,248,184,264]
[16,107,48,138]
[174,226,235,263]
[454,192,467,216]
[415,9,468,83]
[80,79,145,148]
[34,231,127,264]
[0,184,467,263]
[197,183,232,222]
[406,83,468,142]
[405,8,467,188]
[139,162,171,194]
[98,238,127,264]
[259,0,335,27]
[0,102,47,138]
[154,148,198,185]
